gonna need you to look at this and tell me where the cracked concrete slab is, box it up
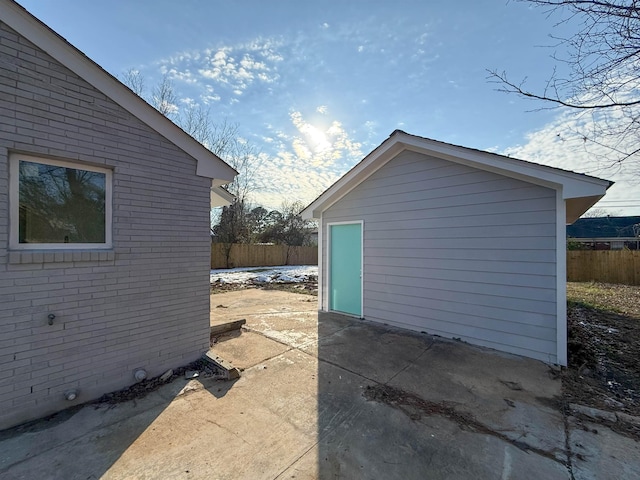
[387,337,566,459]
[569,417,640,480]
[302,316,434,384]
[1,290,638,479]
[212,329,290,370]
[244,311,319,348]
[210,289,317,327]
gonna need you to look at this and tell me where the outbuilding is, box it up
[302,130,611,365]
[0,0,236,429]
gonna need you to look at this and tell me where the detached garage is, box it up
[302,131,612,366]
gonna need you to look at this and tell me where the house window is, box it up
[10,154,112,249]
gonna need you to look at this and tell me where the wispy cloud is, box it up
[157,39,283,105]
[250,110,363,209]
[504,108,639,215]
[139,17,445,210]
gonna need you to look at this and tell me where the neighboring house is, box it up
[302,130,611,366]
[0,0,237,430]
[308,229,318,246]
[567,216,640,250]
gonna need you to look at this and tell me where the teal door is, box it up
[329,223,362,316]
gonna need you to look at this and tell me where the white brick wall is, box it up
[0,22,213,429]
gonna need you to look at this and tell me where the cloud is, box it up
[504,108,640,215]
[141,19,442,209]
[416,32,430,45]
[156,40,283,105]
[197,49,271,89]
[248,111,364,209]
[201,85,221,104]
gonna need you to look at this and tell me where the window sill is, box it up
[8,249,115,265]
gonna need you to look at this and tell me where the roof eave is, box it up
[301,135,403,219]
[210,185,235,207]
[301,130,612,220]
[396,132,612,199]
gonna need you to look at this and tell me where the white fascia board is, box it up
[397,133,611,199]
[301,140,404,219]
[1,0,238,184]
[300,209,315,220]
[302,130,611,219]
[210,185,235,207]
[400,136,608,223]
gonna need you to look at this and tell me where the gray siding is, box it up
[0,23,212,429]
[322,150,558,363]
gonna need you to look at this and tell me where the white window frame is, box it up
[9,153,113,250]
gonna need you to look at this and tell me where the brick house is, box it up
[0,0,237,430]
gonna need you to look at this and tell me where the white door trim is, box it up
[326,220,364,318]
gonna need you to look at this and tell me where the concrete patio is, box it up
[0,289,637,479]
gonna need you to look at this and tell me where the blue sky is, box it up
[17,0,639,215]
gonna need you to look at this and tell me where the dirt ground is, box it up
[210,279,318,296]
[213,280,640,419]
[566,282,640,417]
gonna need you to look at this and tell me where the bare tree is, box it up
[581,207,621,218]
[119,69,264,250]
[151,74,178,118]
[177,105,262,202]
[121,68,145,96]
[489,0,640,164]
[121,70,178,118]
[180,103,212,145]
[206,118,263,255]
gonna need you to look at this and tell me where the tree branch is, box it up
[488,69,640,109]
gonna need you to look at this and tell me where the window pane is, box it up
[19,160,106,244]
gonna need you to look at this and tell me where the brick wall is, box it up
[0,22,212,429]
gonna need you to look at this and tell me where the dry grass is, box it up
[567,282,640,317]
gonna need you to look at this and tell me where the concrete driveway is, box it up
[1,289,638,479]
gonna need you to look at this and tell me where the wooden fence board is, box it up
[212,247,637,284]
[567,250,640,285]
[211,243,318,269]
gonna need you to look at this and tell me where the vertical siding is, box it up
[322,150,558,363]
[0,22,212,429]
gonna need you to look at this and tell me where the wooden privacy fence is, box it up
[211,243,318,269]
[567,250,640,285]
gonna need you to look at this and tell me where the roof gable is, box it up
[0,0,237,205]
[302,130,613,223]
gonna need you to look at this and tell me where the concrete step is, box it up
[210,318,246,336]
[203,350,241,380]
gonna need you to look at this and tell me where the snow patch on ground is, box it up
[210,265,318,285]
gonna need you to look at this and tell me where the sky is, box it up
[16,0,639,215]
